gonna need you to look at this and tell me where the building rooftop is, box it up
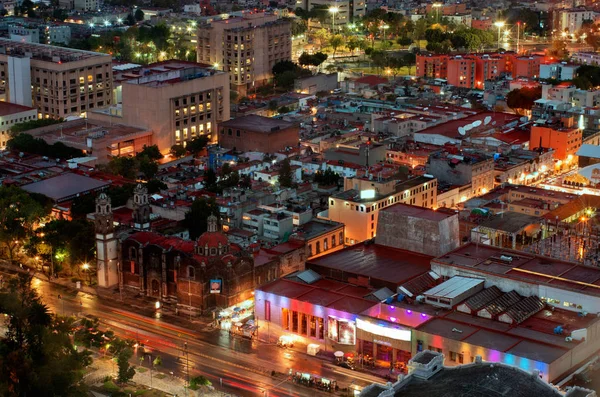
[0,38,109,62]
[382,203,454,222]
[433,243,600,297]
[21,172,109,202]
[307,243,432,286]
[219,115,296,134]
[477,212,541,233]
[392,360,565,397]
[333,176,434,203]
[295,219,343,240]
[416,112,520,139]
[258,278,378,315]
[0,101,35,116]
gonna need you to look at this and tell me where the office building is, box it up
[73,0,99,11]
[427,151,495,196]
[47,25,72,45]
[0,39,112,119]
[196,12,291,95]
[93,61,230,153]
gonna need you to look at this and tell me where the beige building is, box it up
[0,102,37,148]
[0,39,112,119]
[92,62,229,153]
[324,175,438,245]
[196,12,291,95]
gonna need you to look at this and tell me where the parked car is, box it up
[337,361,355,370]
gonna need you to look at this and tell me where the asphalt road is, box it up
[2,269,381,397]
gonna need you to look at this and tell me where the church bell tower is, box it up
[95,193,119,288]
[132,183,151,230]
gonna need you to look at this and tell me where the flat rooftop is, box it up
[307,243,433,286]
[257,278,377,315]
[433,243,600,297]
[0,101,35,116]
[219,115,295,133]
[0,38,109,62]
[477,212,541,233]
[333,176,433,203]
[416,112,520,139]
[21,172,109,202]
[28,119,151,149]
[296,219,343,240]
[382,202,454,222]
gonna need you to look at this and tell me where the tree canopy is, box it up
[0,274,92,395]
[506,86,542,115]
[183,196,219,239]
[7,133,84,159]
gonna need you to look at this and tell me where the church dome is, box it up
[196,215,229,257]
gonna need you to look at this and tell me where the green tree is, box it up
[0,274,92,395]
[137,145,163,161]
[313,28,330,49]
[106,156,137,179]
[0,186,45,263]
[278,158,294,188]
[146,179,167,194]
[117,348,136,383]
[346,37,359,56]
[134,8,144,21]
[126,13,136,26]
[186,136,210,155]
[183,196,219,239]
[329,34,344,58]
[170,144,187,158]
[138,156,159,179]
[272,60,298,75]
[39,219,95,275]
[506,86,542,115]
[274,70,297,90]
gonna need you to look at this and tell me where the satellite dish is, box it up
[492,121,497,125]
[520,116,529,122]
[484,116,492,125]
[473,120,482,127]
[458,127,466,135]
[464,123,474,131]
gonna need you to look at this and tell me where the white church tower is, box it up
[95,193,119,288]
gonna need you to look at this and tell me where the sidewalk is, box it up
[85,352,232,397]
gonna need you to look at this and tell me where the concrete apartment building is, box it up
[9,24,39,43]
[93,62,230,153]
[0,102,37,148]
[297,0,366,31]
[0,39,112,119]
[196,13,291,95]
[427,152,495,196]
[325,175,438,244]
[558,8,596,34]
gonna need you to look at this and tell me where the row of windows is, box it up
[307,232,343,256]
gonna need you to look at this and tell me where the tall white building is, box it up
[7,56,32,107]
[296,0,366,31]
[558,8,596,34]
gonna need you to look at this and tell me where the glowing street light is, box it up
[494,21,505,50]
[329,6,339,33]
[213,62,220,69]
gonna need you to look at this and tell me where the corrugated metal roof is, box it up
[502,295,544,324]
[479,291,522,317]
[576,144,600,159]
[372,287,395,301]
[296,269,321,285]
[424,276,484,300]
[463,286,503,311]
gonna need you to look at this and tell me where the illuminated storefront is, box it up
[356,317,414,367]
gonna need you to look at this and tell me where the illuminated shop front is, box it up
[356,317,414,368]
[254,278,378,353]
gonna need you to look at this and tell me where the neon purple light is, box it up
[406,310,412,314]
[389,306,395,310]
[390,317,396,322]
[421,313,427,318]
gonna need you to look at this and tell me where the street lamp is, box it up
[432,3,442,23]
[494,21,505,50]
[329,6,339,33]
[82,263,91,285]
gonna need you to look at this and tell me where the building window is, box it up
[188,266,195,279]
[265,300,271,321]
[332,235,336,247]
[324,239,328,251]
[316,241,320,254]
